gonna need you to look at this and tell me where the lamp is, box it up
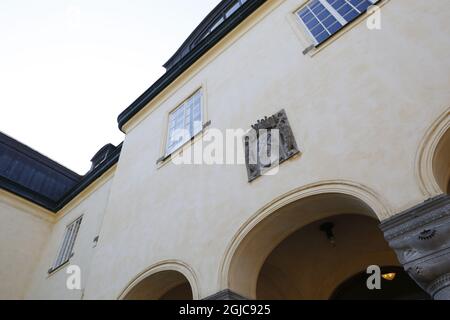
[382,273,397,281]
[320,222,336,247]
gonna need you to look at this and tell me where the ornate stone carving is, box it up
[380,194,450,300]
[244,109,299,182]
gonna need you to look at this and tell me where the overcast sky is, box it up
[0,0,221,174]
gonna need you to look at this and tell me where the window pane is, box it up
[315,30,331,44]
[225,2,241,18]
[349,0,374,13]
[342,7,360,22]
[210,17,224,32]
[298,1,343,45]
[166,91,203,155]
[310,24,326,37]
[54,217,82,269]
[305,17,320,30]
[327,0,374,21]
[298,0,376,45]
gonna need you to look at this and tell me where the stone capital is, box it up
[204,289,249,300]
[380,194,450,300]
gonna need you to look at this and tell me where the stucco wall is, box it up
[24,176,114,300]
[0,190,52,299]
[80,0,450,299]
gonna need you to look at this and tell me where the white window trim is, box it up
[298,0,380,45]
[158,86,210,167]
[165,89,203,156]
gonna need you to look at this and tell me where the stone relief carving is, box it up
[244,109,299,182]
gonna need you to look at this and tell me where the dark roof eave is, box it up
[163,0,244,70]
[162,0,231,69]
[0,143,122,213]
[53,143,123,212]
[0,175,59,211]
[0,132,82,182]
[117,0,267,132]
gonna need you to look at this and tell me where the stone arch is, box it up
[416,107,450,197]
[219,180,393,299]
[118,260,200,300]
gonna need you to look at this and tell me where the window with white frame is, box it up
[166,90,203,155]
[52,216,83,271]
[297,0,379,46]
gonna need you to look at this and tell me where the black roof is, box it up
[0,132,121,212]
[163,0,256,70]
[117,0,267,131]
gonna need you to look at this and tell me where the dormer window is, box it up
[199,0,248,43]
[297,0,379,46]
[225,0,246,18]
[163,0,254,71]
[90,144,117,171]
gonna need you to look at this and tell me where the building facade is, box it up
[1,0,450,300]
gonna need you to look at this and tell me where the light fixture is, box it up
[382,273,397,281]
[320,222,336,247]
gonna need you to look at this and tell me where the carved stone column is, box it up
[380,194,450,300]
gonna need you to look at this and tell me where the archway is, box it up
[416,108,450,196]
[122,270,193,300]
[432,126,450,194]
[119,261,199,300]
[223,188,426,299]
[255,214,404,299]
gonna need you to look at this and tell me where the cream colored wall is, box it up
[0,190,53,299]
[24,176,114,300]
[81,0,450,300]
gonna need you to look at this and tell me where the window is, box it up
[166,90,203,155]
[52,216,83,271]
[225,0,247,18]
[199,0,248,42]
[297,0,379,46]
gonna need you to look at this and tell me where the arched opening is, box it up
[123,270,193,300]
[331,267,429,300]
[416,109,450,197]
[432,127,450,194]
[226,192,426,300]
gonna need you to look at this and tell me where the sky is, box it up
[0,0,221,174]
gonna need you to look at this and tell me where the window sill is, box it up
[47,254,73,277]
[157,121,212,169]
